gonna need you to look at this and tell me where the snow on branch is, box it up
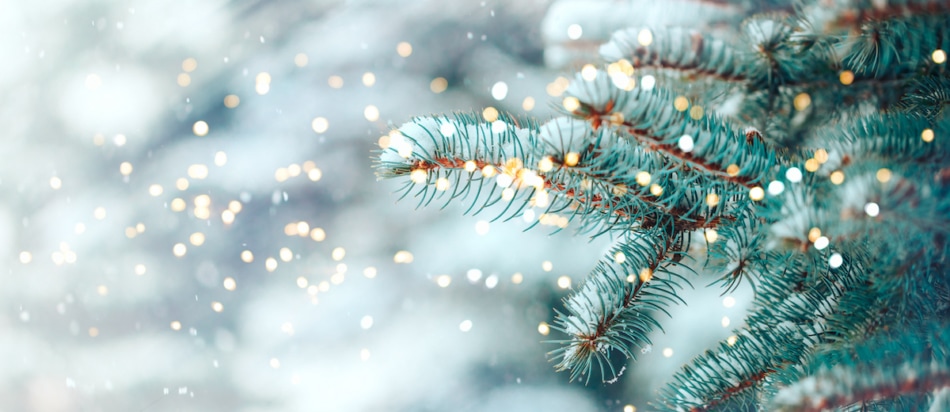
[549,228,690,384]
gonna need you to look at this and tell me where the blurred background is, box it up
[0,1,750,410]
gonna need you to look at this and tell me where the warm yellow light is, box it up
[211,301,224,312]
[308,168,322,181]
[624,405,637,412]
[194,194,211,207]
[726,164,740,176]
[393,250,414,263]
[464,160,477,172]
[522,96,535,111]
[172,243,187,257]
[705,229,719,243]
[328,75,344,88]
[511,272,524,284]
[310,227,326,242]
[241,250,254,263]
[364,105,380,121]
[804,158,820,172]
[279,247,293,262]
[187,164,209,179]
[933,49,947,64]
[396,41,413,57]
[223,277,237,291]
[170,198,186,212]
[435,177,450,191]
[119,161,133,176]
[482,106,499,122]
[430,77,448,93]
[564,152,580,167]
[538,322,550,335]
[312,117,329,133]
[839,70,854,85]
[830,170,845,185]
[189,232,205,246]
[214,151,227,167]
[182,57,198,72]
[557,276,571,289]
[673,96,689,112]
[177,73,191,87]
[814,149,829,163]
[193,120,209,136]
[876,168,892,183]
[362,72,376,87]
[562,96,580,112]
[705,193,720,207]
[437,275,452,287]
[331,247,346,261]
[481,165,496,177]
[223,94,240,108]
[410,169,427,184]
[922,128,935,143]
[749,186,765,201]
[265,257,278,272]
[612,184,628,196]
[689,105,704,120]
[636,171,651,186]
[793,93,811,111]
[639,267,653,283]
[580,64,597,81]
[613,252,626,264]
[650,183,663,196]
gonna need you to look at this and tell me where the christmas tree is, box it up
[377,0,950,410]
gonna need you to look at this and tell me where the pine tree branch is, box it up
[839,14,950,78]
[825,0,950,28]
[771,322,950,411]
[562,71,776,189]
[599,27,750,82]
[549,227,691,383]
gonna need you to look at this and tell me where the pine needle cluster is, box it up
[376,1,950,409]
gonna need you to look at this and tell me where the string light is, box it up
[749,186,765,201]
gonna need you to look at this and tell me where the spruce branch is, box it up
[549,227,691,384]
[823,0,950,28]
[771,322,950,411]
[562,71,777,189]
[599,27,750,82]
[839,14,950,78]
[375,2,950,410]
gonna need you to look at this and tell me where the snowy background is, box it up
[0,1,749,411]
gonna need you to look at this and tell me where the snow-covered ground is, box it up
[0,1,749,410]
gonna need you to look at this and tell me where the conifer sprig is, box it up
[771,322,950,411]
[374,1,950,409]
[549,228,691,384]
